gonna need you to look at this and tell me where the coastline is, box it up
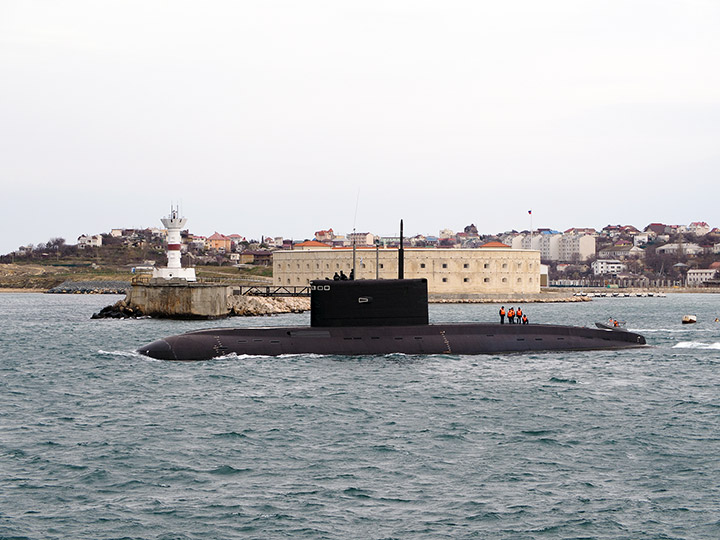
[2,285,718,300]
[0,288,48,293]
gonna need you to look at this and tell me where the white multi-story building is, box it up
[633,232,655,246]
[190,235,206,250]
[558,234,595,262]
[536,233,561,261]
[686,269,717,287]
[687,222,710,236]
[509,232,593,262]
[598,245,645,260]
[77,234,102,248]
[347,232,375,246]
[592,259,626,276]
[511,233,560,260]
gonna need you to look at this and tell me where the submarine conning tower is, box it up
[310,279,429,327]
[309,219,429,328]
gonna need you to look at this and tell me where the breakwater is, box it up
[47,280,130,294]
[93,281,310,319]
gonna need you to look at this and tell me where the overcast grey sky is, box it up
[2,0,719,254]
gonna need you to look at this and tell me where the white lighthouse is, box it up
[152,206,196,281]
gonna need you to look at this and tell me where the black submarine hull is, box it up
[137,322,647,361]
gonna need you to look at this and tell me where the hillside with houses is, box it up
[3,221,720,289]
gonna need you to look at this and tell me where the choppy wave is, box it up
[4,292,720,540]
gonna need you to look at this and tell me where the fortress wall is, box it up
[273,248,541,295]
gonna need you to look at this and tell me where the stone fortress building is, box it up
[273,246,542,296]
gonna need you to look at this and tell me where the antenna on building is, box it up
[399,219,404,279]
[352,189,360,280]
[528,209,533,250]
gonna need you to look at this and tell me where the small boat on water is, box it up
[682,315,697,324]
[595,319,627,331]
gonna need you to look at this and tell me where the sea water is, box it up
[1,293,719,539]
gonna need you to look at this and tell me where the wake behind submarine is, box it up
[138,264,646,361]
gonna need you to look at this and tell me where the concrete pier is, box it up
[121,279,310,319]
[127,280,229,319]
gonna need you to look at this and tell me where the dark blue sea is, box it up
[1,293,719,540]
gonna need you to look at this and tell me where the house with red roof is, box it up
[645,223,667,235]
[564,227,597,236]
[479,241,510,249]
[294,240,332,250]
[314,229,335,242]
[688,222,710,236]
[207,232,232,252]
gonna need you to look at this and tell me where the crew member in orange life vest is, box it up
[522,314,529,324]
[499,306,506,324]
[508,307,515,323]
[516,307,523,323]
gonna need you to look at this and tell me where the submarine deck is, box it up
[138,322,647,361]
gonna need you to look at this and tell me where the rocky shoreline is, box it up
[92,294,311,319]
[227,295,310,316]
[47,280,130,294]
[91,298,145,319]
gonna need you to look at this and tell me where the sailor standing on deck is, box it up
[508,307,515,324]
[499,306,506,324]
[516,306,523,324]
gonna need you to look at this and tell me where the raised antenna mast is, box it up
[398,219,404,279]
[352,189,360,280]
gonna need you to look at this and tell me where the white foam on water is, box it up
[278,353,327,359]
[630,328,714,333]
[672,341,720,350]
[98,349,144,358]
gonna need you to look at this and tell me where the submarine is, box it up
[137,276,646,361]
[138,220,646,361]
[137,278,646,361]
